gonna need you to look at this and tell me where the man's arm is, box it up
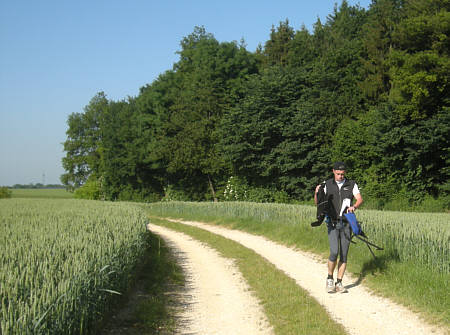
[314,184,321,205]
[348,193,363,212]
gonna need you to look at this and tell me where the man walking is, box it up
[314,162,363,293]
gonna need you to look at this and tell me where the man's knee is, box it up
[328,229,339,262]
[329,249,339,262]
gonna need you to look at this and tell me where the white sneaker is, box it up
[335,281,348,293]
[326,278,335,293]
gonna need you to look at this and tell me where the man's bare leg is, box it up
[337,261,346,280]
[328,259,337,276]
[335,261,348,292]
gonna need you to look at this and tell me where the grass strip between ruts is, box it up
[150,217,347,335]
[100,231,184,334]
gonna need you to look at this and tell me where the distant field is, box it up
[10,188,74,199]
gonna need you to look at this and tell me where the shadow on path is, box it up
[347,250,399,290]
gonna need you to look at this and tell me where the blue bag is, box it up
[344,212,362,235]
[343,212,384,259]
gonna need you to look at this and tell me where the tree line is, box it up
[61,0,449,210]
[8,183,65,189]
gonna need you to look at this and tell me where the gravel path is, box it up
[160,219,447,335]
[147,223,274,335]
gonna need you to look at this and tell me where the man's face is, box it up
[333,169,345,182]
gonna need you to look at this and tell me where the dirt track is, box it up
[148,220,447,335]
[148,224,273,335]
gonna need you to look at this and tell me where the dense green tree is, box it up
[60,1,449,208]
[331,104,450,205]
[388,0,450,120]
[360,0,404,101]
[330,106,400,203]
[61,92,108,190]
[100,99,136,200]
[152,27,258,201]
[219,66,329,199]
[220,67,298,187]
[262,19,295,67]
[133,71,179,199]
[315,0,368,119]
[287,26,317,68]
[383,108,450,200]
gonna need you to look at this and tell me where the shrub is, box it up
[0,186,12,199]
[246,186,291,203]
[222,177,291,203]
[118,186,161,203]
[415,195,449,212]
[161,185,190,202]
[223,176,248,201]
[74,178,102,200]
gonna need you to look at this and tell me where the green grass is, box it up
[10,188,73,199]
[150,217,346,335]
[144,201,450,329]
[100,232,184,334]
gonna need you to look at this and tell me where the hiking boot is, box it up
[335,281,348,293]
[326,278,335,293]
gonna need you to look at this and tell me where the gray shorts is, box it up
[327,222,351,263]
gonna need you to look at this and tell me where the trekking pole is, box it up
[353,235,384,251]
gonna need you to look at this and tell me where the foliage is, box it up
[157,27,258,200]
[219,66,330,199]
[360,0,404,101]
[247,186,291,203]
[74,177,103,200]
[61,1,449,209]
[61,92,108,191]
[161,185,190,202]
[388,0,450,120]
[0,187,12,199]
[261,19,295,67]
[223,176,248,201]
[222,176,291,203]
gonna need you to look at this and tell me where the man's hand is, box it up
[348,206,356,213]
[311,220,322,227]
[349,193,363,212]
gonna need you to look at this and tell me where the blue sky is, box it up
[0,0,371,186]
